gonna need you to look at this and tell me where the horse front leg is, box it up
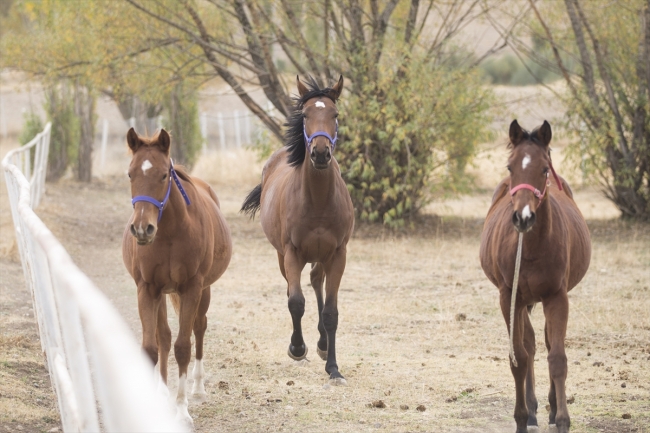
[323,248,347,385]
[543,291,571,433]
[284,248,308,360]
[191,287,211,399]
[500,290,530,433]
[174,283,202,426]
[523,307,539,430]
[155,295,171,396]
[138,282,162,367]
[310,263,327,360]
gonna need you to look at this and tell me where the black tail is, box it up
[240,184,262,218]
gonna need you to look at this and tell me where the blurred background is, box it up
[1,0,647,225]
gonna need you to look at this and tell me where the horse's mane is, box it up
[173,165,194,186]
[285,77,339,167]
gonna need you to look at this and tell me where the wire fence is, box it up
[2,124,186,433]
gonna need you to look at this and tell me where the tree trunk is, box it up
[75,84,95,183]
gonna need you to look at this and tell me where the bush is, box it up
[45,83,79,181]
[480,54,561,86]
[19,111,44,146]
[338,53,492,227]
[164,83,202,168]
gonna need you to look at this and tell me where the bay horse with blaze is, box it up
[241,76,354,384]
[122,129,232,425]
[480,120,591,433]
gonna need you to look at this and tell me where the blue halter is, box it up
[303,119,338,152]
[131,160,191,222]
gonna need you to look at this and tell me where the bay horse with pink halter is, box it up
[241,76,354,384]
[122,128,232,425]
[480,120,591,433]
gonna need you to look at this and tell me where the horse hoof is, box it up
[527,426,540,433]
[548,424,558,433]
[329,377,347,386]
[287,344,308,361]
[317,346,327,361]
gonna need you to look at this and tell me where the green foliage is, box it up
[480,54,561,86]
[164,83,202,168]
[338,52,492,227]
[538,0,650,220]
[45,84,79,181]
[18,111,44,146]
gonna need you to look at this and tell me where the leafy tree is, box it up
[125,0,502,225]
[490,0,650,221]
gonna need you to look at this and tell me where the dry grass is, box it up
[0,139,647,432]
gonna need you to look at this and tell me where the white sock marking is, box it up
[175,373,192,424]
[192,359,206,395]
[522,154,531,170]
[141,159,153,174]
[315,101,325,108]
[522,205,531,220]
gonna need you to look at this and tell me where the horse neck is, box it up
[524,194,553,249]
[159,179,190,234]
[300,159,337,209]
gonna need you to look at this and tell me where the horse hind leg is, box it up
[523,306,539,431]
[310,263,327,360]
[191,287,211,399]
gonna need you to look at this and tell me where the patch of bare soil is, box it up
[0,171,646,433]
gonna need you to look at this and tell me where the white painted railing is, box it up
[3,125,186,432]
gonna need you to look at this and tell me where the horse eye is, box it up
[162,174,167,180]
[128,173,131,179]
[507,166,512,172]
[543,167,549,174]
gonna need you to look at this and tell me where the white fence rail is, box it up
[3,125,186,432]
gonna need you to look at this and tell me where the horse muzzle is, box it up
[512,206,536,233]
[310,147,331,170]
[130,223,157,245]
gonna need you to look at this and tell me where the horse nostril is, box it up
[326,148,331,159]
[512,211,521,226]
[146,224,155,236]
[130,224,136,236]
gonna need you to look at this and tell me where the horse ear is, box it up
[297,76,309,97]
[509,119,524,147]
[535,120,552,147]
[328,75,344,100]
[126,128,141,152]
[158,129,171,155]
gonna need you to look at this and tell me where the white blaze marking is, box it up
[315,101,325,108]
[141,159,153,174]
[522,205,531,220]
[522,154,531,170]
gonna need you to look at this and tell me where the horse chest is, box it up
[293,229,339,263]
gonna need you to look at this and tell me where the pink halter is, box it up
[509,161,563,200]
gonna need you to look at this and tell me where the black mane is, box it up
[285,78,338,167]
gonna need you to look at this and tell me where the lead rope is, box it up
[509,232,524,368]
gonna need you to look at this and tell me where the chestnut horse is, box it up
[241,76,354,384]
[480,120,591,433]
[122,129,232,425]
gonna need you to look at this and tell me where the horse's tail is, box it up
[170,293,181,316]
[240,183,262,218]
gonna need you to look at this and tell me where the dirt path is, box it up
[1,171,647,433]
